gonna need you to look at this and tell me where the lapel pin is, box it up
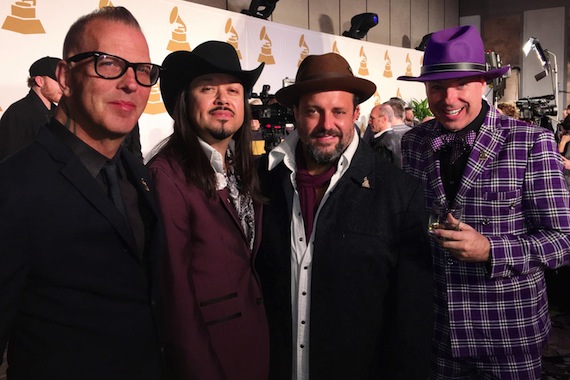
[361,176,370,189]
[479,151,488,161]
[140,178,150,192]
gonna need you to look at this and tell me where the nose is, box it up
[215,90,229,105]
[119,66,139,92]
[443,87,458,103]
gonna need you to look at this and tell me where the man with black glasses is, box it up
[0,7,166,380]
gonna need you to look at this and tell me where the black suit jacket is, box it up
[0,90,55,161]
[0,123,166,379]
[256,141,433,380]
[370,129,403,168]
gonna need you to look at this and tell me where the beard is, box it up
[209,124,234,141]
[305,131,348,165]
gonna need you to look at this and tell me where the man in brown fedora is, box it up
[399,25,570,379]
[256,52,433,379]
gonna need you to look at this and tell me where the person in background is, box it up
[404,106,419,127]
[147,41,269,380]
[399,24,570,379]
[257,52,433,379]
[0,7,166,379]
[496,101,520,119]
[0,56,61,160]
[558,115,570,189]
[369,103,401,166]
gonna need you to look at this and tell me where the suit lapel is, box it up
[60,156,140,257]
[454,119,507,207]
[38,128,142,260]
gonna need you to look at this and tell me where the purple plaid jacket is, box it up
[402,105,570,358]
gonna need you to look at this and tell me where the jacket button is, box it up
[481,218,490,225]
[256,297,263,305]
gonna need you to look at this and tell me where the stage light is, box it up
[241,0,279,20]
[342,13,379,40]
[523,37,548,69]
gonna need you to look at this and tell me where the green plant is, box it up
[411,98,433,122]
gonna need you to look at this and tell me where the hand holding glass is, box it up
[428,200,462,235]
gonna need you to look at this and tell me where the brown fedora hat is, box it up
[275,53,376,108]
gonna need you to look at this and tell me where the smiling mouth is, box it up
[444,108,463,116]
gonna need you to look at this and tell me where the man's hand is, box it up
[432,214,491,262]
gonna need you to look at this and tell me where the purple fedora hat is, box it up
[398,25,509,82]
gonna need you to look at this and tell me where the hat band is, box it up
[421,62,487,75]
[301,71,355,82]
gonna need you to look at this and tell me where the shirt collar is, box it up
[197,136,234,174]
[268,129,358,178]
[49,119,115,178]
[373,128,393,138]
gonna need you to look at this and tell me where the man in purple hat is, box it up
[399,25,570,379]
[256,52,433,379]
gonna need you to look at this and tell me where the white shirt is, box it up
[267,130,358,380]
[197,137,234,190]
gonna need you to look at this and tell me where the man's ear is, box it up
[56,60,72,97]
[33,76,43,88]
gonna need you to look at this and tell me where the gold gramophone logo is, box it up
[332,41,341,55]
[99,0,113,8]
[297,35,309,67]
[396,88,402,99]
[404,53,413,76]
[357,46,369,76]
[257,26,275,65]
[373,91,381,106]
[167,7,191,52]
[2,0,45,34]
[383,50,392,78]
[144,84,166,115]
[225,19,241,59]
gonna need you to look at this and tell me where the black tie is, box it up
[103,161,128,220]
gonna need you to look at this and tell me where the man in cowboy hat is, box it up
[256,52,433,379]
[399,25,570,379]
[147,40,269,380]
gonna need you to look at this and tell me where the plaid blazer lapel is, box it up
[453,116,508,207]
[423,124,447,203]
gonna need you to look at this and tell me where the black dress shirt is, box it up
[440,100,488,204]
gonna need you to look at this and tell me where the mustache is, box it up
[310,129,342,138]
[209,106,235,115]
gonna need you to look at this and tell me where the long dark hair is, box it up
[151,90,263,202]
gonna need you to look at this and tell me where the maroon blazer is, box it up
[148,153,269,380]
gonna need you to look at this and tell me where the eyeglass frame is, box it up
[66,51,163,87]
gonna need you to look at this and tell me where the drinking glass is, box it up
[427,199,462,235]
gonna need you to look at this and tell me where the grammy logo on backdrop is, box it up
[405,53,413,76]
[373,91,381,106]
[332,41,341,55]
[257,26,275,65]
[167,7,191,52]
[357,46,369,76]
[99,0,114,7]
[225,19,242,59]
[383,50,392,78]
[2,0,45,34]
[144,84,166,115]
[298,35,309,67]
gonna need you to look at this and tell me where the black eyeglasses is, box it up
[66,51,162,87]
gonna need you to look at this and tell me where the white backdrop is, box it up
[0,0,427,158]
